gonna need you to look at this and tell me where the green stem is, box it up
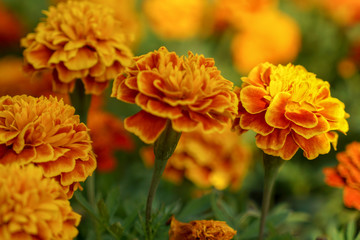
[258,153,285,240]
[145,121,181,240]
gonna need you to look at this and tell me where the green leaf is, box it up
[176,193,212,221]
[109,222,123,237]
[98,198,110,222]
[347,220,356,240]
[74,191,100,223]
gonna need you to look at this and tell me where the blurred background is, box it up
[1,0,360,239]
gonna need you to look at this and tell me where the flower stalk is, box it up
[258,153,285,240]
[145,121,181,240]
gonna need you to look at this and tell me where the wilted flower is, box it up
[0,95,96,198]
[233,62,349,160]
[111,46,238,143]
[168,216,236,240]
[21,0,133,95]
[143,0,206,39]
[141,127,252,190]
[231,10,301,74]
[0,164,81,240]
[87,96,134,172]
[323,142,360,210]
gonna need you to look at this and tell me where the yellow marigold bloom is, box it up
[141,127,252,190]
[169,216,236,240]
[231,10,301,74]
[0,95,96,198]
[323,142,360,210]
[233,62,349,160]
[21,0,133,95]
[111,46,238,143]
[0,164,81,240]
[143,0,206,39]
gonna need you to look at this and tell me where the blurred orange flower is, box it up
[323,142,360,210]
[0,164,81,240]
[87,98,134,172]
[321,0,360,26]
[0,56,68,100]
[0,95,96,198]
[213,0,277,31]
[233,62,349,160]
[231,10,301,74]
[143,0,206,39]
[141,127,252,190]
[168,216,236,240]
[111,46,238,144]
[0,2,24,47]
[21,0,133,95]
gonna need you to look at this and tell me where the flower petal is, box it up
[240,112,274,136]
[262,133,299,160]
[293,133,331,160]
[64,47,98,71]
[171,113,199,132]
[318,98,346,121]
[124,110,167,144]
[343,186,360,210]
[323,167,345,187]
[291,115,330,139]
[137,71,164,99]
[265,92,291,129]
[24,43,53,69]
[255,128,291,151]
[285,108,318,128]
[189,111,224,132]
[240,86,268,114]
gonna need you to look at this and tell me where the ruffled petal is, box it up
[137,71,164,99]
[171,114,199,132]
[240,86,268,114]
[343,186,360,210]
[262,133,299,160]
[265,92,291,129]
[285,108,318,128]
[64,47,98,71]
[323,167,345,187]
[291,115,330,139]
[240,112,274,136]
[293,133,331,160]
[318,98,346,121]
[189,111,224,132]
[124,110,167,144]
[255,128,291,151]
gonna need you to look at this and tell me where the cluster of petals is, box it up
[143,0,206,39]
[0,95,96,198]
[323,141,360,210]
[87,96,134,172]
[168,216,236,240]
[233,62,349,160]
[141,127,252,190]
[0,164,81,240]
[111,46,238,144]
[21,0,133,95]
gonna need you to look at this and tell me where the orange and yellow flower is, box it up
[0,95,96,198]
[21,0,133,95]
[111,46,238,144]
[0,164,81,240]
[321,0,360,26]
[323,142,360,210]
[231,10,301,74]
[168,216,236,240]
[233,62,349,160]
[87,97,134,172]
[143,0,206,39]
[141,127,252,190]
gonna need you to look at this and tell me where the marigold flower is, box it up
[231,10,301,74]
[87,98,134,172]
[0,95,96,198]
[323,142,360,210]
[233,62,349,160]
[143,0,206,39]
[21,0,133,95]
[0,164,81,240]
[168,216,236,240]
[321,0,360,26]
[141,127,252,190]
[111,46,238,144]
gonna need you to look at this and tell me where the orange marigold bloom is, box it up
[0,95,96,198]
[143,0,206,39]
[231,10,301,74]
[0,164,81,240]
[141,127,252,190]
[169,216,236,240]
[21,0,133,95]
[111,46,238,144]
[87,99,134,172]
[321,0,360,26]
[323,142,360,210]
[233,62,349,160]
